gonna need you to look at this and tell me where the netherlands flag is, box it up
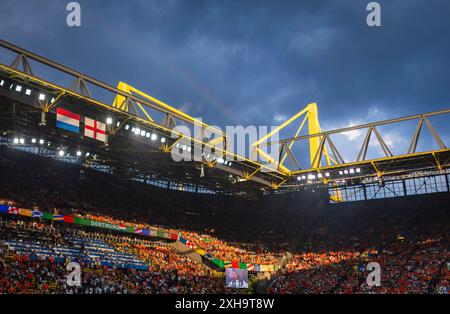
[56,108,80,134]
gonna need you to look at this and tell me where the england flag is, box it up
[84,117,106,142]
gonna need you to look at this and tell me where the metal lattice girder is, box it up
[424,117,446,149]
[11,53,34,75]
[252,102,335,172]
[311,134,327,169]
[266,108,450,173]
[70,76,92,98]
[356,127,373,162]
[0,43,287,186]
[326,136,345,164]
[408,118,424,154]
[1,38,450,190]
[372,127,393,157]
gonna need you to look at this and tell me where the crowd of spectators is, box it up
[0,217,233,294]
[0,148,448,294]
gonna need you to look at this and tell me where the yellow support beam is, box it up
[113,81,224,136]
[252,102,333,171]
[0,64,287,180]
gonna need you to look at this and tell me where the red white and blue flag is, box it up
[84,117,106,142]
[56,108,80,134]
[134,228,143,234]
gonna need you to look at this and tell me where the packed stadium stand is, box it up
[0,147,449,294]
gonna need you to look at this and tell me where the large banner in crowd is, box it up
[0,204,276,272]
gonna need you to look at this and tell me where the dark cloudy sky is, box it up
[0,0,449,162]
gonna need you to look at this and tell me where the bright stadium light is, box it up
[151,133,157,141]
[58,150,65,157]
[19,138,25,144]
[140,130,146,136]
[0,80,4,86]
[51,97,55,103]
[145,132,150,138]
[106,117,113,125]
[13,137,19,144]
[325,172,330,177]
[297,176,302,181]
[356,168,361,173]
[38,93,46,101]
[15,85,22,92]
[39,139,44,145]
[317,173,323,178]
[134,128,140,135]
[187,146,191,152]
[76,151,82,156]
[339,170,343,175]
[160,137,166,143]
[85,152,90,157]
[31,138,36,144]
[25,89,32,96]
[301,175,306,180]
[308,174,316,180]
[344,170,348,174]
[349,168,355,174]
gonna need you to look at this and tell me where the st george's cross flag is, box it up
[84,117,106,142]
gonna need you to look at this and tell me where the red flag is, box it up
[63,215,74,224]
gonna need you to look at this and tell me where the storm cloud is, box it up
[0,0,449,162]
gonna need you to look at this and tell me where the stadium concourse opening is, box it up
[0,38,449,296]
